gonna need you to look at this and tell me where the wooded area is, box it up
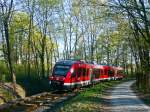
[0,0,149,93]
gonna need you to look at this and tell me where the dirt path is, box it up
[102,81,150,112]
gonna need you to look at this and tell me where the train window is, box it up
[117,70,123,74]
[82,68,86,76]
[108,70,113,74]
[108,70,114,76]
[71,68,76,77]
[77,68,82,77]
[93,69,100,78]
[53,65,71,76]
[77,68,90,77]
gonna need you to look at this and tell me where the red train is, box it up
[49,59,124,89]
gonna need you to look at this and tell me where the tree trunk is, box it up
[4,20,16,90]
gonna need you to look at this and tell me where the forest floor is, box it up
[101,81,150,112]
[0,83,25,105]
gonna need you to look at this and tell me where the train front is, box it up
[49,60,74,89]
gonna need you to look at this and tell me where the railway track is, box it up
[0,90,76,112]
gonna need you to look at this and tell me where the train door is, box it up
[80,64,87,86]
[82,65,90,86]
[100,69,103,80]
[70,64,77,88]
[109,70,114,80]
[103,66,109,80]
[82,67,86,82]
[93,68,101,83]
[76,64,82,87]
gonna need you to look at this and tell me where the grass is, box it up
[56,80,121,112]
[0,87,15,105]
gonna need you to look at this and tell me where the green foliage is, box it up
[13,65,51,96]
[9,12,29,48]
[38,0,60,8]
[0,62,9,82]
[72,0,81,16]
[0,61,51,96]
[0,62,8,75]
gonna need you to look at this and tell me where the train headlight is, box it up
[70,68,74,74]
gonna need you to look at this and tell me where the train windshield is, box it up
[118,70,124,75]
[53,65,71,76]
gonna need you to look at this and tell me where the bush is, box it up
[0,61,9,82]
[14,64,51,96]
[0,62,51,96]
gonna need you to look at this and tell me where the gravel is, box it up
[102,81,150,112]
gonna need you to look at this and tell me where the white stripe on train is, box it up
[64,80,90,86]
[63,77,118,86]
[49,77,120,86]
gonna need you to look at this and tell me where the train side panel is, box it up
[64,63,91,88]
[100,66,109,80]
[92,65,101,83]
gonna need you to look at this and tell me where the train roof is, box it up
[55,59,86,66]
[55,59,123,69]
[56,60,76,66]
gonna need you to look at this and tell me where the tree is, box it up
[0,0,16,89]
[114,0,150,92]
